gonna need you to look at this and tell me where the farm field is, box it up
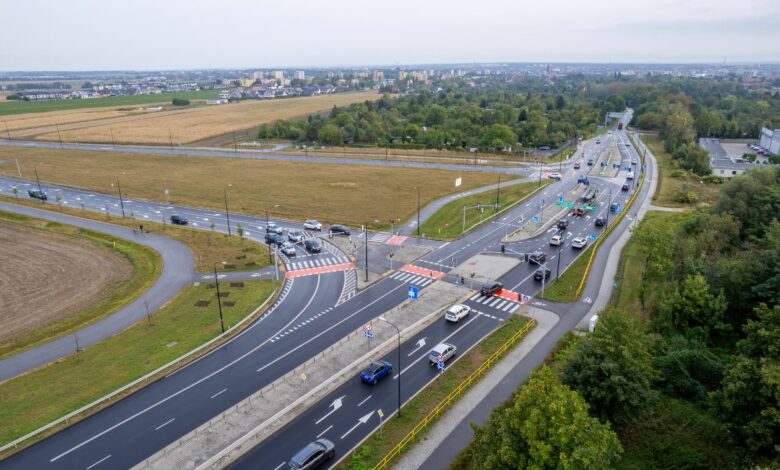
[0,146,501,229]
[0,91,218,116]
[1,92,378,145]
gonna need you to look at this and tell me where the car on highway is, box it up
[288,438,335,469]
[265,232,285,247]
[428,342,457,365]
[360,360,392,385]
[303,219,322,231]
[577,176,590,185]
[549,234,563,246]
[587,159,594,166]
[445,304,471,322]
[595,139,601,144]
[632,159,638,165]
[170,214,188,225]
[304,238,321,253]
[571,237,588,249]
[539,145,550,150]
[266,222,283,234]
[595,216,607,227]
[288,230,304,243]
[626,171,635,180]
[481,281,503,297]
[610,202,620,213]
[329,224,350,236]
[281,242,297,257]
[528,252,546,265]
[548,172,562,180]
[625,143,631,147]
[557,219,569,230]
[27,190,48,200]
[622,183,630,191]
[573,161,581,169]
[534,267,551,281]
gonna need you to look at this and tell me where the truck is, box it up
[617,122,624,130]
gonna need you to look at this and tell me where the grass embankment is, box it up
[0,91,219,116]
[418,180,551,240]
[339,315,532,470]
[0,210,160,359]
[539,244,594,303]
[642,133,720,207]
[0,146,503,229]
[0,195,271,272]
[0,280,275,448]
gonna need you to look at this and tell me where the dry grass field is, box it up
[0,147,501,228]
[1,92,378,145]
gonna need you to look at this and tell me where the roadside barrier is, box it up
[373,318,537,469]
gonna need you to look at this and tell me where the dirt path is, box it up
[0,221,132,343]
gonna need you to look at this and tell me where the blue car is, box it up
[360,360,392,385]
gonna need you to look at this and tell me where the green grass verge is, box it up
[338,315,531,470]
[539,244,593,303]
[0,280,275,448]
[0,210,161,359]
[0,91,219,116]
[418,180,551,240]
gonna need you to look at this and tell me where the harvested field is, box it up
[0,220,132,343]
[2,92,378,145]
[0,147,502,229]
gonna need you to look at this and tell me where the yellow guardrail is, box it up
[575,132,647,298]
[373,318,537,469]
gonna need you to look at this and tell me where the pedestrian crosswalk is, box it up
[369,233,392,243]
[467,293,521,313]
[287,256,350,271]
[389,271,435,287]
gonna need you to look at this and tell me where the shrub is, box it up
[673,191,698,204]
[702,175,724,184]
[171,98,190,106]
[670,169,687,178]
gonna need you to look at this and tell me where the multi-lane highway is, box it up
[0,112,645,469]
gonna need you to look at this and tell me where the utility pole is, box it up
[538,158,543,187]
[56,123,64,147]
[495,174,501,209]
[4,122,10,140]
[462,205,466,233]
[605,185,613,227]
[233,132,238,153]
[34,167,43,200]
[224,188,232,236]
[168,128,174,149]
[116,177,126,218]
[110,128,116,148]
[364,224,369,282]
[213,264,225,333]
[556,232,563,280]
[416,186,421,236]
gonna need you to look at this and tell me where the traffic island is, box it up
[502,184,586,242]
[587,140,621,178]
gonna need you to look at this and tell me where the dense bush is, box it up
[171,98,190,106]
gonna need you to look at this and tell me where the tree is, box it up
[236,223,244,239]
[662,111,696,152]
[657,274,729,338]
[465,367,622,469]
[562,310,657,423]
[317,124,343,145]
[171,98,190,106]
[671,143,710,175]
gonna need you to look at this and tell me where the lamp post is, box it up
[115,176,126,218]
[605,185,613,227]
[213,263,225,333]
[416,186,421,237]
[266,204,280,264]
[34,166,44,202]
[379,316,401,419]
[556,231,563,280]
[495,174,501,210]
[224,185,232,236]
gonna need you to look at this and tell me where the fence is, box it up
[373,318,537,469]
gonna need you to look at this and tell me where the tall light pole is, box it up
[115,176,126,218]
[224,185,232,236]
[495,174,501,210]
[213,263,225,333]
[605,185,613,227]
[379,316,401,419]
[416,186,421,237]
[34,166,43,202]
[365,223,369,282]
[556,231,563,280]
[266,204,280,264]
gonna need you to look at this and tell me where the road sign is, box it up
[407,285,419,300]
[643,163,647,170]
[378,409,384,419]
[455,177,462,187]
[364,322,372,332]
[558,195,564,203]
[581,205,594,210]
[437,355,444,363]
[364,330,373,339]
[531,215,541,222]
[587,234,597,241]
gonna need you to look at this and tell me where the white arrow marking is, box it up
[341,411,374,440]
[408,337,427,357]
[315,396,345,424]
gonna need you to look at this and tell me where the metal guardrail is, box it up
[0,284,281,455]
[373,318,537,469]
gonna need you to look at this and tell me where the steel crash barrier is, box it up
[373,318,537,469]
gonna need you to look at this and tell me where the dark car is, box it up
[557,219,569,230]
[329,224,350,236]
[573,161,581,169]
[304,238,322,253]
[27,190,48,200]
[577,176,589,185]
[360,360,392,385]
[265,232,285,247]
[528,252,546,265]
[621,184,629,191]
[480,281,503,297]
[288,438,335,470]
[534,267,551,281]
[587,159,594,166]
[595,216,607,227]
[610,202,620,213]
[170,214,188,225]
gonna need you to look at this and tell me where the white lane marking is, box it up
[317,424,334,438]
[357,395,372,407]
[210,388,228,399]
[274,463,286,470]
[86,455,111,469]
[341,411,375,440]
[155,418,175,431]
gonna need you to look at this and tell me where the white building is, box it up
[272,70,284,81]
[759,127,780,155]
[252,71,264,80]
[293,70,305,80]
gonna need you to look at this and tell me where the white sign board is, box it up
[455,177,462,187]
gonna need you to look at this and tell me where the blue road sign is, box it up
[587,234,597,241]
[643,163,647,170]
[437,361,445,372]
[531,215,541,222]
[364,330,373,339]
[625,166,631,171]
[558,195,564,203]
[407,285,419,300]
[613,163,620,169]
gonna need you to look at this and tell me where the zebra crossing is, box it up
[467,293,521,314]
[287,256,350,271]
[336,269,358,306]
[368,233,392,243]
[388,271,436,287]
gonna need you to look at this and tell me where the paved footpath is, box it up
[0,202,194,381]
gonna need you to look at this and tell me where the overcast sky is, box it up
[2,0,779,71]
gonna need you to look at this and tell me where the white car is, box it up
[548,172,562,180]
[549,234,563,246]
[303,219,322,231]
[428,342,457,365]
[444,304,471,322]
[571,237,588,249]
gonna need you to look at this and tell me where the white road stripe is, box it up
[358,395,372,407]
[155,418,175,431]
[488,298,501,307]
[502,302,514,312]
[496,300,508,310]
[317,424,333,438]
[210,388,227,399]
[86,455,111,469]
[469,293,480,301]
[509,304,519,313]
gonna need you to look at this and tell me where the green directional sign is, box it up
[581,205,595,210]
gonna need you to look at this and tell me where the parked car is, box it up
[557,219,569,230]
[329,224,350,236]
[265,232,285,247]
[288,438,335,470]
[622,183,629,191]
[595,216,607,227]
[548,172,562,180]
[288,230,304,243]
[27,190,48,200]
[428,342,457,365]
[303,219,322,231]
[549,234,563,246]
[304,238,321,253]
[266,222,283,234]
[360,360,392,385]
[170,214,188,225]
[571,237,588,249]
[480,281,503,297]
[528,252,546,265]
[534,267,551,281]
[281,242,297,257]
[587,159,594,166]
[445,304,471,322]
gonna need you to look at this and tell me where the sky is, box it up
[1,0,779,71]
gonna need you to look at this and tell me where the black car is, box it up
[288,438,335,469]
[610,202,620,213]
[481,281,503,297]
[304,238,321,253]
[170,214,188,225]
[27,190,48,201]
[621,184,629,191]
[573,161,581,169]
[557,219,569,230]
[265,232,285,247]
[595,216,607,227]
[528,252,546,265]
[329,224,350,236]
[534,267,551,281]
[587,159,594,166]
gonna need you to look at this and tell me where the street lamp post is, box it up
[115,176,126,218]
[34,167,44,202]
[224,187,232,236]
[365,224,369,282]
[379,316,401,419]
[556,231,563,280]
[416,187,421,237]
[495,174,501,210]
[213,263,225,333]
[605,185,613,227]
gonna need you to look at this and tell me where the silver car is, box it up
[428,342,457,365]
[303,219,322,231]
[281,242,296,257]
[288,230,304,243]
